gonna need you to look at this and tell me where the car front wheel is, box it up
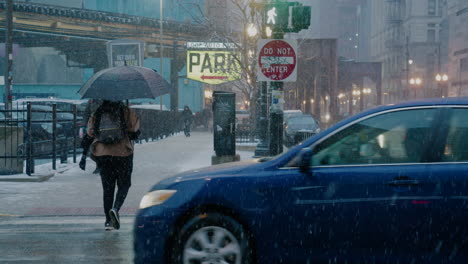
[170,213,252,264]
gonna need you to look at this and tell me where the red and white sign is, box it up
[257,39,297,82]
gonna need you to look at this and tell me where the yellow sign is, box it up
[187,50,242,85]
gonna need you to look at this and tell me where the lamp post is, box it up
[435,73,449,97]
[409,77,422,98]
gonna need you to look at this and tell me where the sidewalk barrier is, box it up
[0,102,83,176]
[132,108,182,142]
[236,124,257,144]
[1,102,182,175]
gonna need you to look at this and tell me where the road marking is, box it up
[0,213,19,217]
[0,216,134,226]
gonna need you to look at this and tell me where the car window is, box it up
[311,108,437,166]
[441,108,468,162]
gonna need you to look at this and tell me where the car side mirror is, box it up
[298,147,313,173]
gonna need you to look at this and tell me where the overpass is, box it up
[0,1,210,70]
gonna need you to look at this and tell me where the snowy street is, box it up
[0,132,255,263]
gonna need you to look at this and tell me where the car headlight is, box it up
[139,190,177,209]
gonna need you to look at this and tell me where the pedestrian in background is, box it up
[79,99,102,173]
[87,100,140,231]
[182,105,193,137]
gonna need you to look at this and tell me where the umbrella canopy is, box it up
[79,66,170,100]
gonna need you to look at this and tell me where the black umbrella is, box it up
[78,66,170,100]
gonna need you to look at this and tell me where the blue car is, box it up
[134,98,468,264]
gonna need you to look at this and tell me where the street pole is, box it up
[254,80,270,157]
[405,36,410,101]
[254,16,270,157]
[170,41,178,112]
[4,0,13,113]
[269,31,284,156]
[437,44,440,98]
[159,0,164,111]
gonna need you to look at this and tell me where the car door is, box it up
[424,107,468,262]
[275,107,444,262]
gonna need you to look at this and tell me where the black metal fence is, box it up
[132,108,183,142]
[236,124,258,144]
[0,102,184,176]
[0,102,81,175]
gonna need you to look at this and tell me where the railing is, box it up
[0,102,184,176]
[131,108,183,142]
[236,124,258,144]
[0,102,81,175]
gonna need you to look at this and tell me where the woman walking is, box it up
[87,100,140,230]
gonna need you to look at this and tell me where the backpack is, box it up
[95,108,126,145]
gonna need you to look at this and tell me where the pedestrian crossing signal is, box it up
[262,2,311,33]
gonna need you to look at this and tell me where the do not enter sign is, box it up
[257,39,297,82]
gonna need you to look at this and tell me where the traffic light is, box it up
[261,1,311,33]
[292,6,311,31]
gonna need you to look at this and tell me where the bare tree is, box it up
[177,0,263,121]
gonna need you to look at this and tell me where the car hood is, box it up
[153,158,265,189]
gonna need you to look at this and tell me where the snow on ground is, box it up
[0,132,256,215]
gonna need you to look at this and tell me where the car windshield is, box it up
[287,116,318,130]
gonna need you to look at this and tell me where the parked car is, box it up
[283,109,303,122]
[283,114,320,147]
[13,98,86,128]
[10,105,68,141]
[134,98,468,263]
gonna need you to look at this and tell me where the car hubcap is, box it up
[183,226,242,264]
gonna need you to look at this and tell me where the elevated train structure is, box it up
[0,1,208,69]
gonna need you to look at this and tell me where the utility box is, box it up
[212,91,236,157]
[0,126,24,175]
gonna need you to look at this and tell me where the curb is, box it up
[0,173,54,182]
[0,160,80,182]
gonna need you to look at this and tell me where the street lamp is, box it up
[247,24,258,37]
[435,73,448,82]
[435,73,449,97]
[363,88,372,94]
[265,26,273,38]
[410,78,422,86]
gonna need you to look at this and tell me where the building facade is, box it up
[2,0,206,111]
[369,0,449,103]
[446,0,468,96]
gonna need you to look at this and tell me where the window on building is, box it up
[428,0,437,16]
[438,0,444,16]
[461,57,468,72]
[427,29,436,42]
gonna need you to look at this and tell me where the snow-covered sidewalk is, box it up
[0,131,254,216]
